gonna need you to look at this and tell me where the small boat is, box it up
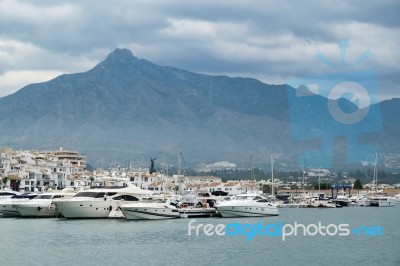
[332,195,350,207]
[364,196,396,207]
[215,194,279,218]
[360,154,396,207]
[394,194,400,205]
[178,191,218,218]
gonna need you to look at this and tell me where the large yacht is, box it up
[215,194,279,217]
[15,192,76,217]
[0,193,38,217]
[54,182,152,218]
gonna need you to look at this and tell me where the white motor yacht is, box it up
[178,191,218,218]
[0,190,20,199]
[332,195,350,207]
[360,153,396,207]
[0,193,38,217]
[15,192,76,217]
[394,194,400,205]
[120,198,180,220]
[54,183,151,218]
[215,194,279,218]
[364,196,396,207]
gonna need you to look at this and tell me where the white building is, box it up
[0,147,87,192]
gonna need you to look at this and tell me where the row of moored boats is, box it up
[0,181,279,220]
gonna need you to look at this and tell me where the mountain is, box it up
[0,48,398,169]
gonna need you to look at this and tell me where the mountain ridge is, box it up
[0,48,398,168]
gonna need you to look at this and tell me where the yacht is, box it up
[360,154,396,207]
[364,196,396,207]
[215,194,279,218]
[0,193,38,217]
[54,183,151,218]
[177,190,218,218]
[15,192,76,217]
[120,198,180,220]
[0,190,20,199]
[394,194,400,205]
[331,195,350,207]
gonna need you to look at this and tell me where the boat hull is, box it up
[216,205,278,218]
[121,205,180,220]
[55,199,117,218]
[179,208,217,218]
[1,202,20,217]
[16,202,59,217]
[366,199,396,207]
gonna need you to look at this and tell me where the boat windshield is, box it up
[73,192,117,198]
[234,195,254,200]
[11,194,37,199]
[35,195,53,199]
[111,195,139,201]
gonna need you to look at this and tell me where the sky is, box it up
[0,0,399,103]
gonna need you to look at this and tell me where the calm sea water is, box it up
[1,207,399,266]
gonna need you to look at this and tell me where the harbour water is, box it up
[1,207,399,266]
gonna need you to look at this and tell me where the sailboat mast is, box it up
[318,168,321,194]
[271,156,274,196]
[374,153,378,193]
[302,155,306,195]
[177,144,183,175]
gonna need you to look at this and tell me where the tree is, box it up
[313,183,330,190]
[262,184,271,194]
[1,176,8,189]
[354,179,363,190]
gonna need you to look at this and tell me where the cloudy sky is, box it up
[0,0,399,102]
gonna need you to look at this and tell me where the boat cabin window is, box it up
[253,196,263,201]
[74,192,105,198]
[235,195,253,200]
[112,195,139,201]
[12,194,37,199]
[0,192,17,196]
[35,195,53,199]
[256,199,268,202]
[52,195,64,198]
